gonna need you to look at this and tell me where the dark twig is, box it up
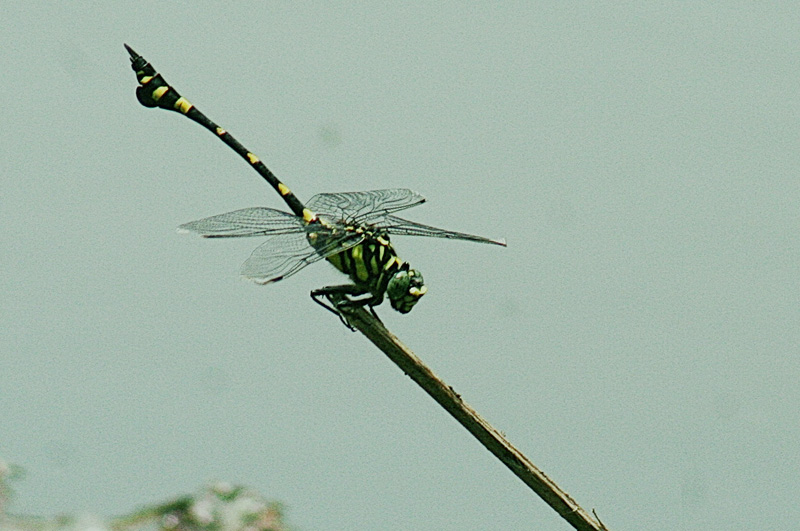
[335,297,609,531]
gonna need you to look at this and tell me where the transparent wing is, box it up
[307,189,426,224]
[240,225,368,284]
[378,215,507,246]
[240,232,325,284]
[178,207,303,238]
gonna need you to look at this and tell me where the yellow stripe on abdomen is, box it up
[351,245,369,281]
[173,97,193,114]
[152,86,169,101]
[301,208,316,223]
[327,253,342,271]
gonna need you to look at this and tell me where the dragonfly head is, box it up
[387,263,427,313]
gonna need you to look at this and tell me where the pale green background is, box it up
[2,3,798,530]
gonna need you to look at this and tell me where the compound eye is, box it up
[387,268,427,313]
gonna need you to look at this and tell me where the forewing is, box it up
[307,189,426,223]
[178,207,303,238]
[378,215,507,246]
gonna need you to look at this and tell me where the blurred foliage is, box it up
[0,459,290,531]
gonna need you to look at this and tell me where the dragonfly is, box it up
[125,45,506,326]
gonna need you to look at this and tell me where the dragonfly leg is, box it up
[311,284,381,330]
